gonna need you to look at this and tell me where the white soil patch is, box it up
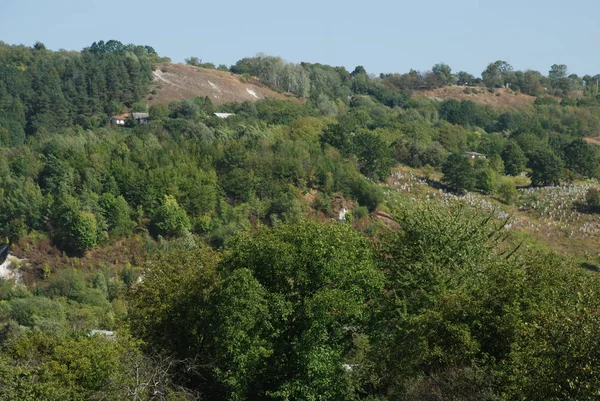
[246,88,259,99]
[0,254,24,284]
[208,80,221,92]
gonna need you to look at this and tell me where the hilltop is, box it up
[147,63,296,105]
[414,86,540,110]
[147,65,550,111]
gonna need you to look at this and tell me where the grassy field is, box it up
[380,166,600,268]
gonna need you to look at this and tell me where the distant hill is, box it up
[414,86,540,110]
[147,63,297,106]
[148,64,569,113]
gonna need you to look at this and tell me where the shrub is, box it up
[585,187,600,212]
[498,180,518,205]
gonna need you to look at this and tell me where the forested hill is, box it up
[0,40,161,140]
[1,40,600,400]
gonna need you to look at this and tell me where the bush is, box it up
[498,180,518,205]
[354,205,369,218]
[351,179,383,212]
[585,187,600,212]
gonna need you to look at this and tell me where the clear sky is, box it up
[1,0,598,76]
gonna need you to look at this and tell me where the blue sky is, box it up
[1,0,598,76]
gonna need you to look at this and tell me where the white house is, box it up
[110,113,129,126]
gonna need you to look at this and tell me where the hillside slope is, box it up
[147,63,296,105]
[414,86,539,110]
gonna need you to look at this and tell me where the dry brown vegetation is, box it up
[11,236,146,285]
[414,86,540,110]
[584,136,600,147]
[147,63,297,106]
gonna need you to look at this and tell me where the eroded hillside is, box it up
[148,63,296,105]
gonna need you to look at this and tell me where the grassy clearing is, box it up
[379,166,600,266]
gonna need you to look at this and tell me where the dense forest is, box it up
[0,40,599,400]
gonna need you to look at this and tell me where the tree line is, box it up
[219,53,600,99]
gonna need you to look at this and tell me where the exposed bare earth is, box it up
[584,136,600,147]
[148,63,295,106]
[415,86,539,110]
[148,66,565,113]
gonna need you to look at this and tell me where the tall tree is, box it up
[441,153,475,193]
[502,141,527,176]
[528,148,564,186]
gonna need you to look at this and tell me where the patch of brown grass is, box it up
[584,136,600,147]
[415,86,543,110]
[12,236,147,285]
[148,63,298,106]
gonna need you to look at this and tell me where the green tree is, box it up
[549,64,571,95]
[482,60,513,88]
[216,221,383,400]
[456,71,475,86]
[131,101,147,112]
[442,153,475,193]
[502,141,527,176]
[149,103,170,119]
[563,139,598,178]
[51,196,99,255]
[432,63,454,86]
[131,221,383,400]
[152,195,192,237]
[353,132,395,180]
[185,56,201,66]
[528,148,564,187]
[475,166,498,194]
[100,193,135,237]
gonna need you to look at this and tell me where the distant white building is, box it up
[88,329,115,337]
[110,112,149,125]
[465,151,486,160]
[214,112,235,119]
[132,112,150,124]
[110,113,129,126]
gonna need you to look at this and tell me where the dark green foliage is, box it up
[152,195,192,237]
[475,166,498,194]
[132,221,383,400]
[501,141,527,176]
[0,40,157,135]
[0,117,25,147]
[563,139,598,178]
[528,148,564,187]
[353,132,395,180]
[439,99,493,128]
[442,153,475,193]
[350,179,384,212]
[100,193,135,237]
[498,180,518,205]
[50,195,99,255]
[585,187,600,211]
